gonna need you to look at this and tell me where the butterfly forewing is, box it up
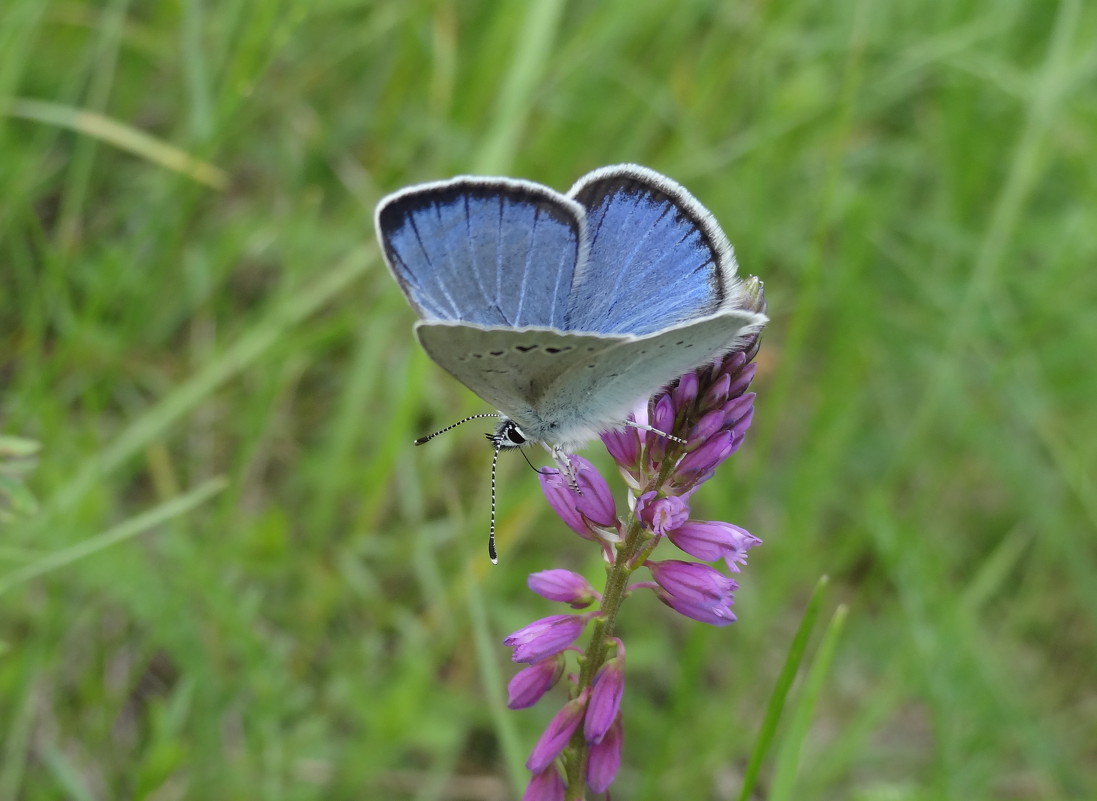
[377,179,585,329]
[565,165,741,337]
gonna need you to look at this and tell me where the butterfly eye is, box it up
[486,419,529,451]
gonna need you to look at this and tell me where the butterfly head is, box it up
[487,418,529,452]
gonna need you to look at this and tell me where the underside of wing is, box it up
[376,178,586,328]
[534,309,768,446]
[415,322,629,434]
[565,164,748,337]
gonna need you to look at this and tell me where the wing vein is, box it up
[494,196,506,323]
[464,193,492,313]
[514,206,539,325]
[409,210,460,318]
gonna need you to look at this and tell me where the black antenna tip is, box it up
[413,436,430,446]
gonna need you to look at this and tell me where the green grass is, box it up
[3,1,1096,798]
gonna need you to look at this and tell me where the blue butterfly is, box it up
[376,164,766,558]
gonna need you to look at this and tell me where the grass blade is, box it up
[738,574,831,801]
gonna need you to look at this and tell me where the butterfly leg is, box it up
[624,420,685,444]
[548,444,583,495]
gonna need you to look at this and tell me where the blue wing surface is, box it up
[376,179,584,328]
[565,165,737,336]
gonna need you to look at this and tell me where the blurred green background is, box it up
[2,1,1095,799]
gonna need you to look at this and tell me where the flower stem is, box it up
[561,509,649,798]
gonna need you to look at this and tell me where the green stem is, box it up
[562,511,647,798]
[560,463,676,798]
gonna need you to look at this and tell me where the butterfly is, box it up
[375,164,767,559]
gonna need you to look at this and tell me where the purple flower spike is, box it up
[528,569,598,608]
[526,691,589,773]
[586,716,623,793]
[402,180,772,797]
[508,656,565,709]
[539,456,618,538]
[505,614,589,664]
[523,766,566,801]
[584,656,625,743]
[667,520,757,563]
[636,492,690,536]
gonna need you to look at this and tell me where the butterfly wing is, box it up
[532,309,766,446]
[381,166,768,449]
[416,308,765,448]
[376,178,586,329]
[565,164,748,336]
[415,321,630,432]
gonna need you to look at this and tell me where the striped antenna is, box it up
[414,413,502,445]
[416,413,522,563]
[488,442,501,564]
[483,419,528,564]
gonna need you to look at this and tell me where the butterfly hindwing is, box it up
[415,322,629,434]
[417,309,764,448]
[376,178,586,329]
[533,309,766,446]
